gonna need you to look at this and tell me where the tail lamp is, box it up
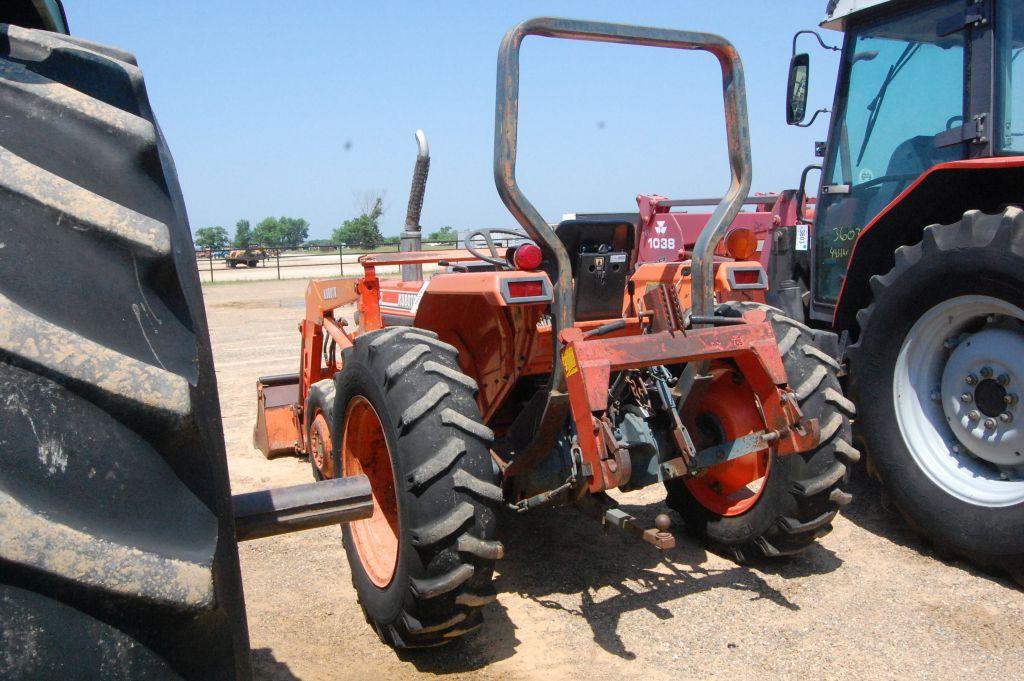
[511,242,543,270]
[724,228,758,260]
[500,277,552,303]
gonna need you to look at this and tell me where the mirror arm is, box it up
[793,107,830,128]
[791,29,841,57]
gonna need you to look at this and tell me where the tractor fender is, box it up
[834,157,1024,337]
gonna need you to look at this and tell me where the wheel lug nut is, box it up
[968,410,981,421]
[1001,412,1014,424]
[961,392,973,403]
[952,443,963,454]
[943,337,958,350]
[965,374,979,386]
[984,418,997,430]
[998,374,1010,386]
[1006,393,1019,405]
[981,366,994,378]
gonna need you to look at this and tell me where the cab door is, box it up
[810,0,972,321]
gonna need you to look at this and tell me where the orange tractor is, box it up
[255,18,855,647]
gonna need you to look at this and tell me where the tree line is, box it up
[193,196,458,251]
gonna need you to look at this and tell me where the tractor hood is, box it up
[822,0,896,30]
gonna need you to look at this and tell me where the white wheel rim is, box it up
[894,295,1024,507]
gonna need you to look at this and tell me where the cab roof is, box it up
[823,0,897,30]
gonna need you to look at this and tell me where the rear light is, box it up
[501,277,551,303]
[724,228,758,260]
[513,242,543,270]
[732,269,760,285]
[507,280,543,298]
[725,266,767,289]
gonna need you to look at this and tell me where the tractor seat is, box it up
[551,218,635,321]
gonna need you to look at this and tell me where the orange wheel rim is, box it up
[310,410,334,479]
[684,365,771,516]
[341,396,399,588]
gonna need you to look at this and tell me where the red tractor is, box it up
[614,0,1024,583]
[255,18,855,647]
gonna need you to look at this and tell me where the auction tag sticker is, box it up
[795,224,809,251]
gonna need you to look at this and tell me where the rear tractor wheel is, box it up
[0,25,249,678]
[333,327,503,647]
[665,302,858,560]
[849,208,1024,584]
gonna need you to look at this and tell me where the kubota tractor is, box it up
[615,0,1024,583]
[255,18,856,647]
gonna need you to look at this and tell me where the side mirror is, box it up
[786,53,810,125]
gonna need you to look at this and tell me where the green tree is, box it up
[426,225,457,242]
[332,197,384,249]
[233,219,252,248]
[195,226,229,250]
[252,216,310,249]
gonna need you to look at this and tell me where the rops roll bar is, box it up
[493,17,752,392]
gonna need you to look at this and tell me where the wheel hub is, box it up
[893,295,1024,507]
[941,328,1023,468]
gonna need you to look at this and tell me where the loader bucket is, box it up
[254,373,302,458]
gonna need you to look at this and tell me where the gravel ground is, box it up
[205,278,1024,681]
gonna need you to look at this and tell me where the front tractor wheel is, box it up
[306,379,336,481]
[666,303,858,561]
[333,327,503,647]
[849,208,1024,584]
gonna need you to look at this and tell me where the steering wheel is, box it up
[464,228,532,267]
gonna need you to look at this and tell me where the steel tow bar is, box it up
[233,475,374,542]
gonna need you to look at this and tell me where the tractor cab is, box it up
[789,0,1024,321]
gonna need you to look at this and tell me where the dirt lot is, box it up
[205,278,1023,681]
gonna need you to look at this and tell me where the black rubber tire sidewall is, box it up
[851,235,1024,555]
[305,380,335,482]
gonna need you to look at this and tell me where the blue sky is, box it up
[66,2,842,240]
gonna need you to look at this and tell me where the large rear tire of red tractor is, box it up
[848,208,1024,585]
[333,327,503,647]
[0,25,250,679]
[665,303,858,561]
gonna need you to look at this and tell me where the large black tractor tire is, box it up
[666,302,858,561]
[334,327,503,647]
[0,25,250,679]
[848,208,1024,585]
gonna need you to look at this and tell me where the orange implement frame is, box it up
[559,307,819,493]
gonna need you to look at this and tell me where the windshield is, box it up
[997,0,1024,151]
[815,0,966,305]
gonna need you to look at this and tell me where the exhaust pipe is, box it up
[400,129,430,281]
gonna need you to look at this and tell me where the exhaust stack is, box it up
[400,129,430,281]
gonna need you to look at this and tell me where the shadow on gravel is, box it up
[486,499,842,661]
[251,648,301,680]
[839,466,1022,589]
